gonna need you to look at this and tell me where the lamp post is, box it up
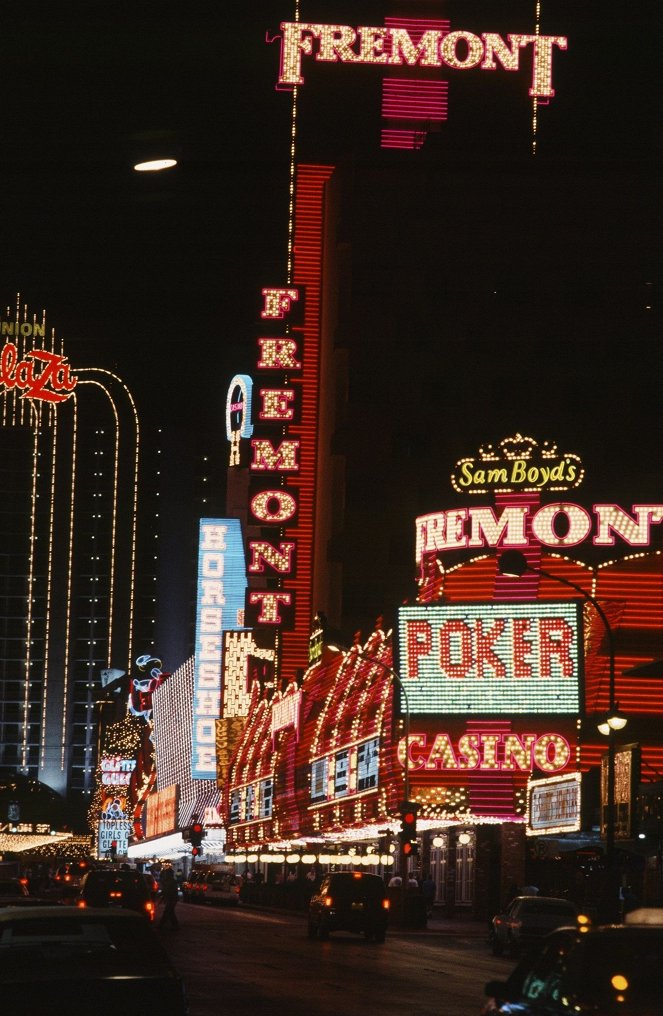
[498,549,626,920]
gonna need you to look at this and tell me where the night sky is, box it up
[1,1,660,501]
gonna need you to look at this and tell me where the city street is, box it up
[156,900,508,1016]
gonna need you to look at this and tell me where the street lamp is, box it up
[498,549,626,919]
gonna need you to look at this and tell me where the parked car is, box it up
[181,866,241,906]
[181,869,206,903]
[491,895,578,955]
[77,868,156,921]
[0,878,34,908]
[0,905,188,1015]
[205,870,242,906]
[307,870,389,942]
[52,860,94,900]
[482,921,663,1014]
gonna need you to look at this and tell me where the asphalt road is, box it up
[156,900,511,1016]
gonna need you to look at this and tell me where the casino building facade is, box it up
[208,166,663,916]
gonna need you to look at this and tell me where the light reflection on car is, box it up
[482,918,663,1015]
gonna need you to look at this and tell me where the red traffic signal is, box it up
[190,821,205,848]
[399,802,419,857]
[192,845,202,858]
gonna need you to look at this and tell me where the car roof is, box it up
[514,895,576,905]
[0,905,149,924]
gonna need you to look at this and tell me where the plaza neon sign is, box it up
[0,341,78,403]
[397,602,582,714]
[398,730,571,774]
[278,22,567,99]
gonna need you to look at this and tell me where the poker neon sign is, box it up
[397,602,582,714]
[278,22,567,99]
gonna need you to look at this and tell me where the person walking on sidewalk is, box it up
[422,873,436,918]
[159,867,179,930]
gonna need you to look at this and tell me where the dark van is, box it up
[307,871,389,942]
[77,869,156,921]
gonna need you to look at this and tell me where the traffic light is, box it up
[399,802,419,858]
[191,845,203,859]
[190,820,205,851]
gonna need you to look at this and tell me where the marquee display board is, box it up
[527,772,582,835]
[397,601,583,714]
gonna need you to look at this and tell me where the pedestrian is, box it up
[159,867,179,930]
[388,871,402,888]
[422,873,436,917]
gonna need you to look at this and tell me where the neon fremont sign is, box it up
[245,287,302,627]
[397,602,582,714]
[278,23,567,98]
[399,730,571,774]
[416,502,663,563]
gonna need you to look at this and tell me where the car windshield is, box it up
[0,881,25,896]
[329,875,385,899]
[85,872,146,892]
[521,900,575,915]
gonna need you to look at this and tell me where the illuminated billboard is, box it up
[397,601,582,714]
[527,772,582,835]
[192,519,247,780]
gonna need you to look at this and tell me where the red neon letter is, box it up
[405,620,432,677]
[438,620,473,679]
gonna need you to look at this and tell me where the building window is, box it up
[357,737,379,792]
[311,757,328,801]
[245,784,256,822]
[229,789,240,825]
[334,749,349,797]
[260,778,273,818]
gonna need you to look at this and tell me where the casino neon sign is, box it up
[416,502,663,564]
[278,22,567,99]
[399,730,571,774]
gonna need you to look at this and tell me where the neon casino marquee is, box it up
[397,602,582,714]
[415,502,663,564]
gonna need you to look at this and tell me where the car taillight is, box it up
[382,899,390,910]
[234,885,240,895]
[110,891,123,899]
[19,878,29,886]
[324,896,334,907]
[77,900,87,908]
[145,901,155,920]
[64,875,71,882]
